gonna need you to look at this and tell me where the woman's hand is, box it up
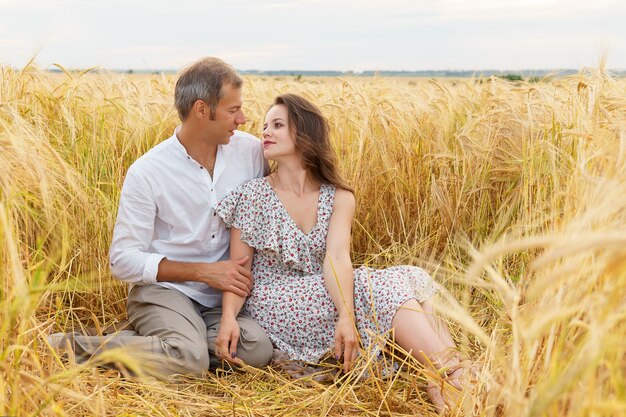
[334,314,359,373]
[215,316,244,366]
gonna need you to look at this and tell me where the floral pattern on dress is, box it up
[216,177,440,363]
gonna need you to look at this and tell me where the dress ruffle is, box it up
[216,179,317,274]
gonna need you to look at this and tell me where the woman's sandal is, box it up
[426,379,455,413]
[426,353,480,413]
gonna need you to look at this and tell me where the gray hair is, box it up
[174,57,243,121]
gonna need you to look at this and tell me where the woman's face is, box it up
[262,104,297,161]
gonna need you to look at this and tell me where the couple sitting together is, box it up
[52,57,476,412]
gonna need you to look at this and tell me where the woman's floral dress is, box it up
[216,177,440,362]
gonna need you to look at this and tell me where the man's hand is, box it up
[196,256,252,297]
[334,314,359,373]
[215,315,244,366]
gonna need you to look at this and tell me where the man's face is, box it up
[205,83,246,144]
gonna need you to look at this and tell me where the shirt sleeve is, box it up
[252,139,269,178]
[108,165,165,284]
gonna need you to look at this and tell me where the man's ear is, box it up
[191,100,208,119]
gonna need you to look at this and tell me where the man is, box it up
[50,57,273,377]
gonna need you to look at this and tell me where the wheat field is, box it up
[1,61,625,416]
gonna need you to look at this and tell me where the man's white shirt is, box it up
[109,130,266,307]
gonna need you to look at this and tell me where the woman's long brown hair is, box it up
[272,94,353,193]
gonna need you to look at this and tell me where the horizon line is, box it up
[31,66,626,76]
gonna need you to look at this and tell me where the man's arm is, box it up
[109,166,164,285]
[157,257,251,297]
[109,166,252,297]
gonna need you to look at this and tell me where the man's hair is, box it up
[174,57,243,121]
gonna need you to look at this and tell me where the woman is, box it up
[214,94,474,412]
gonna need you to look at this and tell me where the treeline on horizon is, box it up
[238,68,626,78]
[44,67,626,78]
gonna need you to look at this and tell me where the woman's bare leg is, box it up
[391,299,452,365]
[391,298,461,412]
[421,299,456,350]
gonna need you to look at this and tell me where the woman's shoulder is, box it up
[331,187,355,211]
[333,186,355,201]
[216,177,269,228]
[235,177,268,194]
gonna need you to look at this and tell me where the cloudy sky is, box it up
[1,0,624,71]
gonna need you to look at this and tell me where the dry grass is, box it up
[1,62,625,416]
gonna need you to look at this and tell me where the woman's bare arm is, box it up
[216,227,254,364]
[323,188,358,372]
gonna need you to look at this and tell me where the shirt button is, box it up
[211,234,215,239]
[200,166,203,169]
[210,188,214,192]
[213,211,217,216]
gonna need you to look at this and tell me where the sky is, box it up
[0,0,624,72]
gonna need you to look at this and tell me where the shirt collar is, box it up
[171,126,228,183]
